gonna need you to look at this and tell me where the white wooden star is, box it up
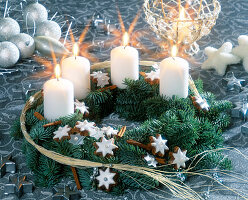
[150,134,169,156]
[96,168,117,190]
[75,120,95,132]
[91,71,110,88]
[144,154,158,168]
[74,100,89,115]
[171,148,189,169]
[101,126,118,137]
[201,42,240,76]
[89,127,105,140]
[95,137,118,157]
[232,35,248,72]
[53,125,71,140]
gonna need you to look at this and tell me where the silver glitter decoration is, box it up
[36,20,62,40]
[194,96,210,112]
[52,185,81,200]
[223,72,245,92]
[34,36,70,57]
[0,155,16,178]
[0,41,20,68]
[4,174,33,198]
[24,3,48,27]
[9,33,35,59]
[69,134,85,145]
[0,17,20,41]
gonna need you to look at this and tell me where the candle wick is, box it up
[75,56,77,60]
[172,57,175,60]
[57,77,59,81]
[124,45,127,49]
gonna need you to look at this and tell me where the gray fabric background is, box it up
[0,0,248,199]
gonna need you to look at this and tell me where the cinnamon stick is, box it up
[43,120,62,128]
[34,112,44,121]
[97,85,117,92]
[155,157,166,165]
[126,139,151,151]
[71,166,82,190]
[139,72,146,77]
[117,126,126,138]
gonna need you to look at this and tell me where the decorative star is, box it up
[101,126,118,137]
[232,35,248,72]
[223,72,245,92]
[201,42,241,76]
[53,125,71,140]
[96,168,117,191]
[75,120,95,132]
[1,155,16,178]
[4,175,33,198]
[52,185,81,200]
[74,99,89,115]
[91,71,110,88]
[150,134,169,156]
[144,154,158,168]
[69,134,85,145]
[94,137,118,157]
[170,147,189,169]
[89,127,105,140]
[145,70,160,81]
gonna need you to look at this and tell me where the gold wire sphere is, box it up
[144,0,221,55]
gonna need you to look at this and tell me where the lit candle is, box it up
[159,46,189,98]
[61,43,90,100]
[44,64,74,121]
[111,32,139,89]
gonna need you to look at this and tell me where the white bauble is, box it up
[24,3,48,27]
[36,20,61,40]
[0,18,20,41]
[9,33,35,59]
[0,42,20,68]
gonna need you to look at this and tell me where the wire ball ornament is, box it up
[144,0,221,55]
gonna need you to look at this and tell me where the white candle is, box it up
[160,46,189,98]
[111,32,139,89]
[62,43,90,100]
[44,64,74,121]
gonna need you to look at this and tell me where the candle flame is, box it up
[122,32,129,46]
[55,64,61,81]
[171,45,178,57]
[73,43,79,57]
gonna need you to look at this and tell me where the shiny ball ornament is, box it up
[9,33,35,59]
[0,42,20,68]
[23,3,48,27]
[0,18,20,41]
[36,20,61,40]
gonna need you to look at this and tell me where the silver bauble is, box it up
[0,18,20,41]
[9,33,35,59]
[0,42,20,68]
[23,3,48,27]
[36,20,61,40]
[34,36,70,57]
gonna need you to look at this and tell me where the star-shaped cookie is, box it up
[53,125,71,141]
[94,137,118,157]
[232,35,248,72]
[201,42,240,76]
[150,134,169,157]
[96,168,117,191]
[169,147,189,170]
[74,100,89,115]
[101,126,118,137]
